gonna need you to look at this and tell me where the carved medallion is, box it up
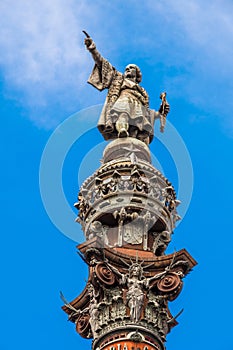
[156,272,182,299]
[76,314,91,338]
[95,263,116,286]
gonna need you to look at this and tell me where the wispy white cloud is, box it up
[169,1,233,54]
[144,0,233,131]
[0,0,98,127]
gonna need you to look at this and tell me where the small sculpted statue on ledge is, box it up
[83,31,170,145]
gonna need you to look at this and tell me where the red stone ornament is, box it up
[157,272,182,300]
[95,262,116,286]
[76,314,91,338]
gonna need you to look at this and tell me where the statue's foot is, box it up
[105,121,114,133]
[118,128,129,138]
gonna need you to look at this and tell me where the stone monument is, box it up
[62,33,197,350]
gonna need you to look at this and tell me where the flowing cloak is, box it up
[87,58,156,143]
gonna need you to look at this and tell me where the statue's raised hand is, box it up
[83,31,96,51]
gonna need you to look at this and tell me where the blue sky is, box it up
[1,1,233,349]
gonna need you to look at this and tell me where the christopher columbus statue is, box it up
[84,32,170,145]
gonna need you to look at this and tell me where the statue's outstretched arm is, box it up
[105,262,127,284]
[84,32,102,68]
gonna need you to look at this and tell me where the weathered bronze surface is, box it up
[61,32,196,350]
[84,33,170,144]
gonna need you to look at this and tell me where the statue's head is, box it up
[90,220,103,233]
[124,64,142,83]
[129,263,143,278]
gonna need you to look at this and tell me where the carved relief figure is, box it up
[113,207,138,246]
[126,264,145,323]
[84,32,170,144]
[88,220,109,245]
[108,262,169,323]
[87,284,100,338]
[152,231,171,256]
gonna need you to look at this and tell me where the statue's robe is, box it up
[88,58,156,143]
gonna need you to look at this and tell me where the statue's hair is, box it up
[134,65,142,83]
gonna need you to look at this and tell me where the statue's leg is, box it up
[116,113,129,138]
[137,131,150,145]
[142,136,150,145]
[128,125,138,138]
[105,117,114,132]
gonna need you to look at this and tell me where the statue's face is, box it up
[131,265,141,277]
[124,64,137,81]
